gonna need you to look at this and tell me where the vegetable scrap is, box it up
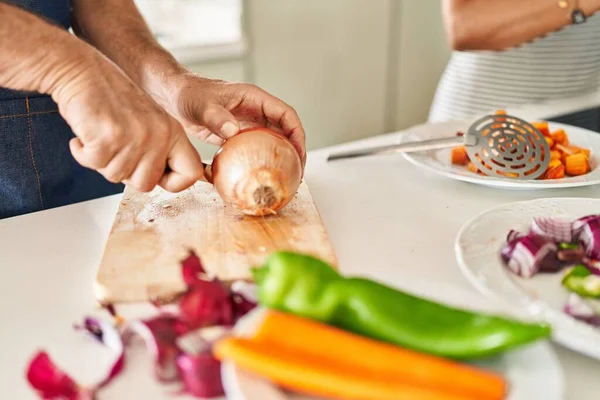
[252,251,551,359]
[500,214,600,327]
[25,251,257,399]
[450,110,594,179]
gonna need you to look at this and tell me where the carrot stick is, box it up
[250,311,506,400]
[214,337,478,400]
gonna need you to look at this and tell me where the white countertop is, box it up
[1,126,600,399]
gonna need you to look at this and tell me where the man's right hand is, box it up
[52,51,204,193]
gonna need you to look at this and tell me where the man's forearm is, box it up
[72,0,186,105]
[0,3,94,98]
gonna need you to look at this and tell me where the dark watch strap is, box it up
[572,8,587,24]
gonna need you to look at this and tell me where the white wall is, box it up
[246,0,392,150]
[389,1,451,131]
[177,0,451,156]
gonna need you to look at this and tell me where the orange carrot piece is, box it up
[550,150,561,160]
[550,129,568,145]
[533,121,550,136]
[548,159,563,169]
[545,136,554,148]
[545,164,565,180]
[498,171,519,178]
[451,146,469,165]
[555,143,575,155]
[494,109,507,115]
[565,153,589,176]
[214,337,484,400]
[250,311,507,400]
[568,145,591,158]
[467,162,479,174]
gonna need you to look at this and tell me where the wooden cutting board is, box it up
[94,180,337,303]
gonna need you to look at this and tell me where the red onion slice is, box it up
[579,220,600,259]
[124,315,185,382]
[76,317,125,389]
[505,235,558,278]
[182,251,209,286]
[572,215,600,238]
[564,294,600,327]
[506,230,524,242]
[530,217,573,243]
[27,318,124,399]
[177,352,224,398]
[179,279,234,329]
[26,352,85,400]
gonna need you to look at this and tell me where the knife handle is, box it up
[164,162,213,184]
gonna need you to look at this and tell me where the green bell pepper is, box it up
[562,265,600,297]
[252,251,551,359]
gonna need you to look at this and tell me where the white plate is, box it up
[401,120,600,189]
[221,279,564,400]
[456,197,600,360]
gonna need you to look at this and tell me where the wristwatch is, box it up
[558,0,587,24]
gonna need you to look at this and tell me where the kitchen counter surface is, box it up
[1,123,599,399]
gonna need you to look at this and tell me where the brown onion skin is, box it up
[210,128,303,216]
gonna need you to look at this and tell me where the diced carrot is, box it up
[533,121,550,136]
[550,129,568,145]
[214,337,479,400]
[565,153,589,176]
[548,159,563,169]
[222,311,506,400]
[498,171,519,178]
[451,146,469,165]
[568,145,591,159]
[555,143,575,155]
[494,109,507,115]
[545,164,565,180]
[550,150,562,160]
[545,136,554,148]
[467,162,479,174]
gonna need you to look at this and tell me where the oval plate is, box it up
[221,279,564,400]
[401,120,600,189]
[456,197,600,360]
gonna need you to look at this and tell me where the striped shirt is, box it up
[428,12,600,124]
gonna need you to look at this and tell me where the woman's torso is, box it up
[429,13,600,123]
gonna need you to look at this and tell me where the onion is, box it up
[210,128,303,216]
[578,220,600,259]
[564,293,600,327]
[506,230,524,242]
[27,317,125,399]
[530,217,573,243]
[502,235,557,278]
[26,251,258,399]
[26,352,83,400]
[572,215,600,237]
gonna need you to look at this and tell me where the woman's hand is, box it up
[158,74,306,166]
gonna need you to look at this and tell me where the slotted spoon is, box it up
[327,114,551,180]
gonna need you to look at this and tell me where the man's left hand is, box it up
[160,74,306,165]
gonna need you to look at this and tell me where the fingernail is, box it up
[221,121,238,138]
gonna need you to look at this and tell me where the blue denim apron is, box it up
[0,1,124,219]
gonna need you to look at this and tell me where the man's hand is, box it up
[159,74,307,166]
[54,54,204,193]
[0,2,203,193]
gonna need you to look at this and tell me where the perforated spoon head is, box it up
[465,114,551,180]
